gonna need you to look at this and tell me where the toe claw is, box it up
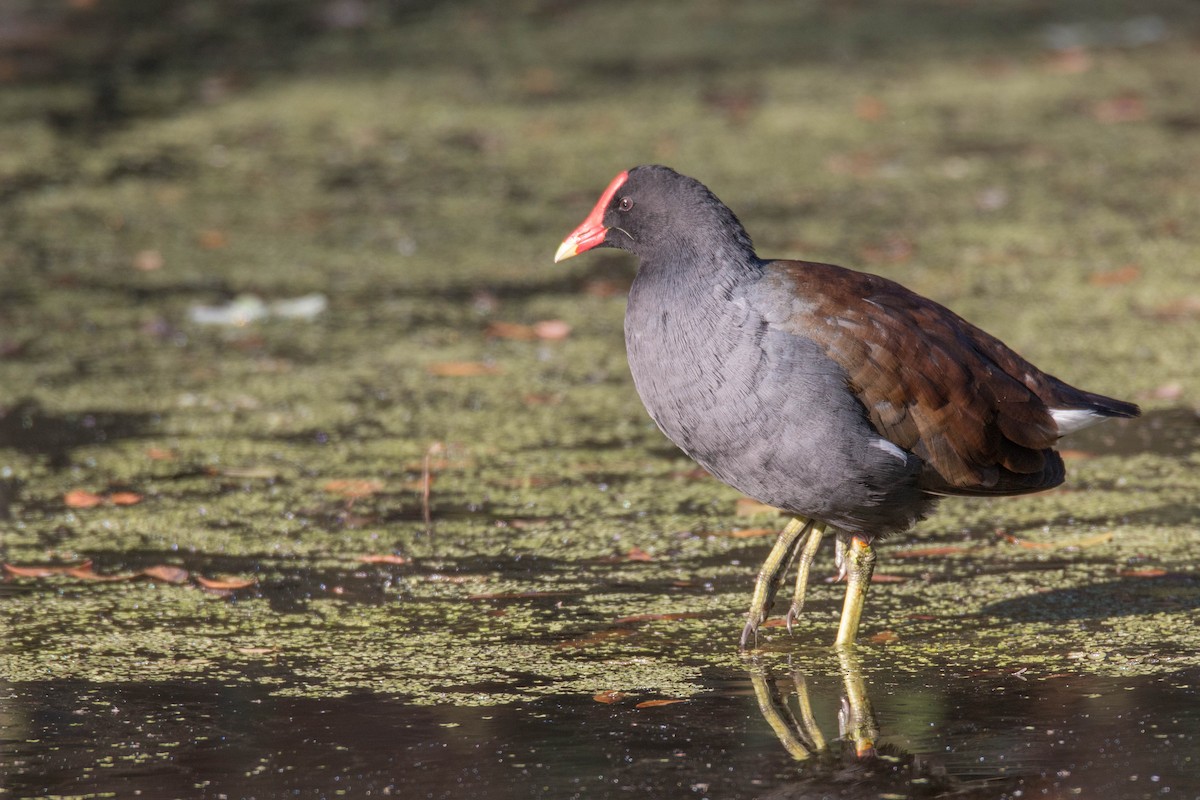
[740,616,761,651]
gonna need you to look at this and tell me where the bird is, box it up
[554,165,1140,649]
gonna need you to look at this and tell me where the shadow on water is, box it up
[1062,408,1200,459]
[982,573,1200,621]
[0,399,159,469]
[5,656,1199,799]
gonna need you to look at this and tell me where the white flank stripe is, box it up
[1051,408,1104,436]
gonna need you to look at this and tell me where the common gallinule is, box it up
[555,165,1140,648]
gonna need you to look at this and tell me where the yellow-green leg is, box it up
[834,534,876,647]
[740,517,814,650]
[836,647,878,757]
[785,522,826,633]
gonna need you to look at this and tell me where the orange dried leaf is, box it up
[635,699,685,709]
[533,319,572,340]
[64,489,104,509]
[196,575,256,590]
[197,228,229,249]
[485,321,537,341]
[625,546,653,562]
[1088,264,1141,286]
[322,479,385,498]
[1119,568,1167,578]
[133,249,164,272]
[145,447,177,461]
[1043,48,1092,75]
[5,560,91,578]
[593,690,629,704]
[869,630,899,644]
[426,361,502,377]
[357,554,409,565]
[1092,93,1146,124]
[871,573,906,583]
[1149,297,1200,321]
[109,492,143,506]
[855,95,888,121]
[1148,382,1184,401]
[142,565,190,584]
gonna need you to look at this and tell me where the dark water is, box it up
[4,663,1197,799]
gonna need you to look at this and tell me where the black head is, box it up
[555,165,755,263]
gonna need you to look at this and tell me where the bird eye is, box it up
[617,197,634,212]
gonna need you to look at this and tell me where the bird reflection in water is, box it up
[750,649,878,762]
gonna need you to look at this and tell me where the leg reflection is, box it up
[749,648,877,761]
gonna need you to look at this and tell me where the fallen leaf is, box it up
[1088,263,1141,286]
[1118,568,1167,578]
[1092,93,1146,124]
[893,546,970,559]
[323,479,385,498]
[635,699,685,709]
[1002,534,1053,550]
[1148,296,1200,321]
[425,361,502,377]
[485,321,537,341]
[235,647,277,655]
[855,95,888,122]
[625,546,654,562]
[109,492,143,506]
[197,229,229,249]
[64,490,104,509]
[871,573,906,583]
[869,630,899,644]
[4,560,92,578]
[141,565,190,584]
[357,554,409,565]
[1147,382,1184,401]
[533,319,572,340]
[1043,47,1092,74]
[133,249,164,271]
[145,447,177,461]
[196,575,256,590]
[593,690,629,704]
[1002,531,1113,550]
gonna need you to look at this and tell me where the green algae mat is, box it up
[1,1,1199,796]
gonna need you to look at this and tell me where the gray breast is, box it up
[624,264,933,537]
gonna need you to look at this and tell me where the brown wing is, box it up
[767,260,1065,495]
